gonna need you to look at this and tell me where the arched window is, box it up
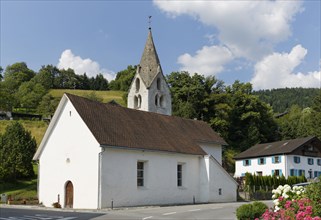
[160,95,166,108]
[134,96,139,109]
[157,78,161,90]
[155,94,159,106]
[135,78,140,92]
[138,95,142,108]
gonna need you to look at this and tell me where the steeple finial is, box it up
[148,16,152,30]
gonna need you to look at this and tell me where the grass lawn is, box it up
[50,89,126,106]
[0,120,48,146]
[0,165,38,203]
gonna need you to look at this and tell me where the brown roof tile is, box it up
[234,136,321,159]
[66,93,226,155]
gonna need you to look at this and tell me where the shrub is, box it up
[305,177,321,216]
[236,201,268,220]
[52,202,61,208]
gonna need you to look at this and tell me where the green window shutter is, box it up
[279,156,282,163]
[272,170,275,176]
[280,170,283,176]
[272,157,275,164]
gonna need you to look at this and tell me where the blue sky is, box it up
[1,0,320,90]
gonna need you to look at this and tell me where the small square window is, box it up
[243,159,251,166]
[308,158,314,165]
[258,158,265,165]
[294,156,301,164]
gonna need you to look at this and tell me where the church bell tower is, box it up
[127,28,172,116]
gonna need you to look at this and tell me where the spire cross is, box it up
[148,16,152,30]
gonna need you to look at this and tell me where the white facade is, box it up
[127,72,172,116]
[35,95,237,209]
[36,97,101,209]
[235,154,321,179]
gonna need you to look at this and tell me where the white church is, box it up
[33,28,238,209]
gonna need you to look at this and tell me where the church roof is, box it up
[66,93,226,155]
[138,29,163,88]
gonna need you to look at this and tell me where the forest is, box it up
[0,62,320,173]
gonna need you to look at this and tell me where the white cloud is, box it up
[251,45,321,90]
[177,45,233,76]
[154,1,303,60]
[57,49,115,81]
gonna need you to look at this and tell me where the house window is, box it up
[177,164,183,187]
[257,171,263,176]
[258,158,265,165]
[272,169,282,176]
[308,158,314,165]
[243,159,251,166]
[298,169,305,176]
[318,159,321,166]
[137,161,145,187]
[294,156,301,164]
[272,156,281,164]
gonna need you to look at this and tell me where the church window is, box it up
[137,161,145,187]
[135,78,140,92]
[160,95,165,108]
[177,164,183,187]
[155,94,159,106]
[157,78,161,90]
[134,95,142,109]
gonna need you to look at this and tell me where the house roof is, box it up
[66,93,226,155]
[234,136,321,160]
[137,29,163,88]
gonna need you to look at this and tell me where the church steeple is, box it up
[137,29,163,88]
[127,28,172,116]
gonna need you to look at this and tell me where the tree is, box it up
[109,65,136,91]
[2,62,35,91]
[0,122,36,182]
[34,65,60,90]
[0,66,3,81]
[37,94,60,116]
[15,80,47,111]
[167,71,218,119]
[90,74,109,90]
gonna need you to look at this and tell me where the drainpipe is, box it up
[284,154,287,178]
[97,147,105,209]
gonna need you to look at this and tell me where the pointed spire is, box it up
[137,29,163,88]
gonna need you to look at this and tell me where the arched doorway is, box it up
[65,181,73,208]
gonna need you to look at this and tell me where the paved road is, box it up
[0,201,273,220]
[94,201,273,220]
[0,207,104,220]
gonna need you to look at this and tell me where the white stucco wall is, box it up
[199,143,222,165]
[100,148,200,208]
[127,73,172,116]
[38,99,101,209]
[235,155,321,179]
[234,155,285,177]
[147,73,172,116]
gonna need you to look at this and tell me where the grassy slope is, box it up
[0,89,125,201]
[50,89,126,106]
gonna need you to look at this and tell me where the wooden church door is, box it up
[65,181,73,208]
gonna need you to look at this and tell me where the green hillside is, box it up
[49,89,126,106]
[0,89,126,146]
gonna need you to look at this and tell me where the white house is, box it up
[234,137,321,179]
[33,29,237,209]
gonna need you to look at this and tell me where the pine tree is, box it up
[0,122,36,182]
